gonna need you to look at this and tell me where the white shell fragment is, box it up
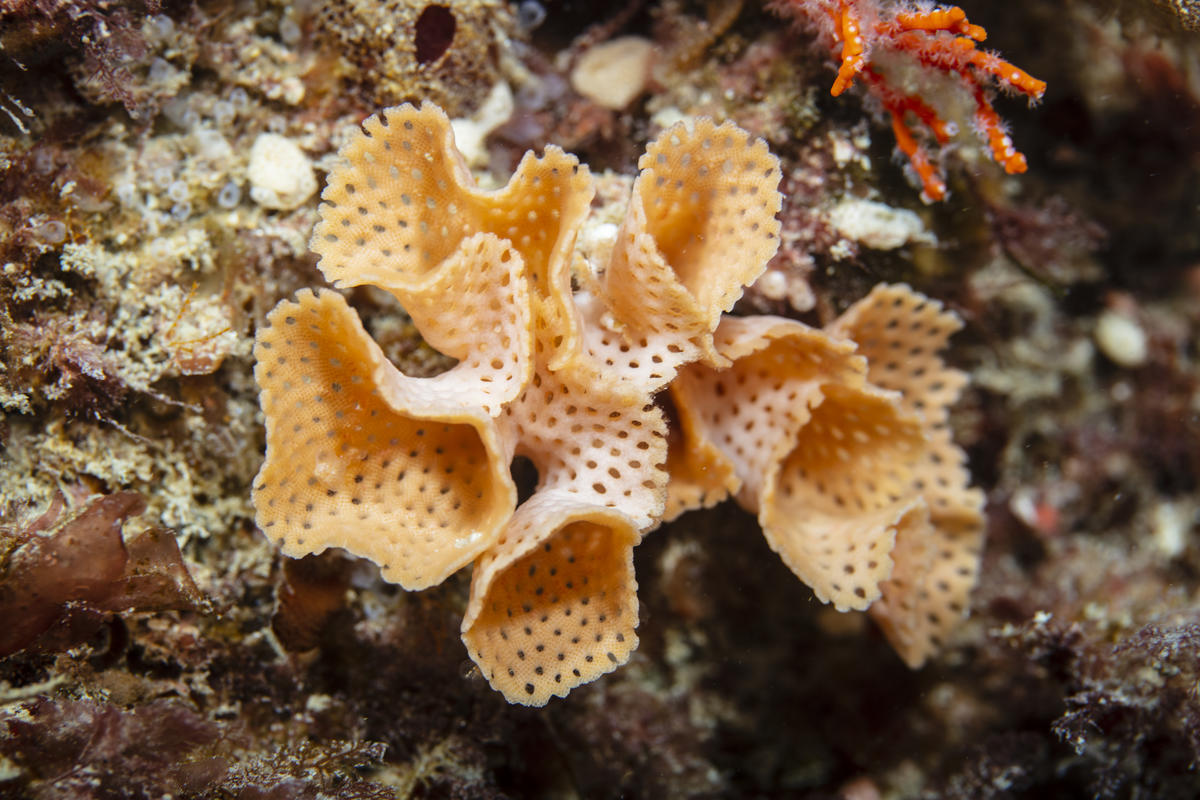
[570,37,655,111]
[247,133,318,211]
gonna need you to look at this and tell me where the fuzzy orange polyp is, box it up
[974,89,1028,174]
[889,110,947,202]
[831,2,866,96]
[817,1,1044,199]
[970,51,1047,99]
[941,36,1047,99]
[869,71,956,144]
[893,6,986,41]
[860,68,950,201]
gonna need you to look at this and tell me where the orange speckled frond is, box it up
[252,289,514,590]
[661,389,740,523]
[872,426,984,664]
[829,283,968,426]
[668,308,927,610]
[668,315,865,518]
[312,102,594,370]
[462,491,640,706]
[574,291,688,394]
[504,364,669,533]
[759,383,926,611]
[916,427,985,521]
[499,146,595,369]
[829,283,985,640]
[599,118,782,366]
[869,502,984,667]
[374,233,534,415]
[313,104,476,288]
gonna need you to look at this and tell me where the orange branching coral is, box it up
[253,103,983,704]
[772,0,1046,201]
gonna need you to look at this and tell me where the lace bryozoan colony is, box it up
[252,103,984,705]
